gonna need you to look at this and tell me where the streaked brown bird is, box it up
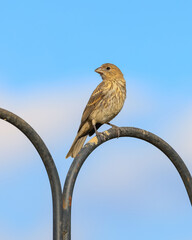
[66,63,126,158]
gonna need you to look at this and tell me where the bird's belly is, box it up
[90,94,124,124]
[94,109,118,123]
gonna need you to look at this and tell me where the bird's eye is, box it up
[106,67,110,70]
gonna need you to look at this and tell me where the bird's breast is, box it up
[90,81,126,124]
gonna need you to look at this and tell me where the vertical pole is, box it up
[0,108,63,240]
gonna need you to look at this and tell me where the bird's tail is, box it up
[66,135,87,159]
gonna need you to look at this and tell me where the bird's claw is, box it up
[107,123,121,138]
[96,131,107,141]
[113,126,121,138]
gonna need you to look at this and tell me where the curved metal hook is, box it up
[0,108,63,240]
[1,108,191,240]
[62,127,192,240]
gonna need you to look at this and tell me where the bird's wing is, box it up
[78,81,106,132]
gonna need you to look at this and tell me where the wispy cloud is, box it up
[0,81,153,168]
[166,104,192,170]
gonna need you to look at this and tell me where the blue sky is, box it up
[0,1,192,239]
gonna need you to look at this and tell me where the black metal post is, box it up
[0,108,63,240]
[62,127,192,240]
[0,108,191,240]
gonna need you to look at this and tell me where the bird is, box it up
[66,63,126,158]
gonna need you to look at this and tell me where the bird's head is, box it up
[95,63,124,80]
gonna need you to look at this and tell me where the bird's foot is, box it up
[95,130,107,141]
[107,123,121,138]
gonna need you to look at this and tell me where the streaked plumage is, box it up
[66,63,126,158]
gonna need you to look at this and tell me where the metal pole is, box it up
[62,127,192,240]
[0,108,191,240]
[0,108,63,240]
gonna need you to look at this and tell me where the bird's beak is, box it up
[95,67,103,74]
